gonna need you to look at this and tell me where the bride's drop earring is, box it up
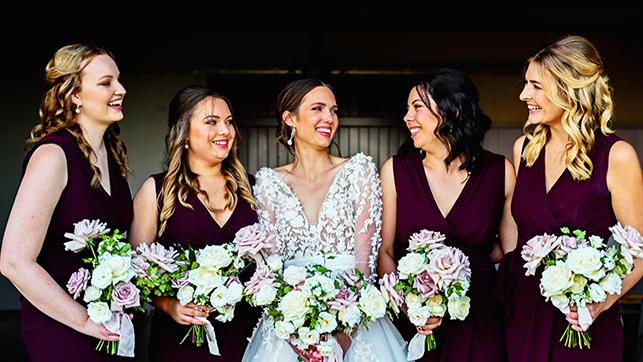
[287,128,295,146]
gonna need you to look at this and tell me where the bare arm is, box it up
[377,157,397,277]
[568,140,643,331]
[498,158,518,256]
[129,177,159,248]
[0,145,118,341]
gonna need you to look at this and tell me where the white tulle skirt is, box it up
[241,254,409,362]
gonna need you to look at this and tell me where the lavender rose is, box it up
[234,223,276,259]
[112,282,141,310]
[407,229,446,252]
[67,268,90,300]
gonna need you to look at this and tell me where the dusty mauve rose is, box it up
[521,234,561,275]
[413,270,438,299]
[67,268,90,300]
[63,219,110,253]
[407,229,446,252]
[244,267,278,295]
[112,282,141,309]
[131,255,150,279]
[379,272,404,314]
[137,243,178,273]
[234,223,276,259]
[426,247,471,289]
[609,222,643,263]
[339,269,363,290]
[327,285,358,312]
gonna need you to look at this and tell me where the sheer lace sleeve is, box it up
[351,154,383,281]
[253,168,278,235]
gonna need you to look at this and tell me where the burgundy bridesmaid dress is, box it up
[394,148,507,361]
[499,132,623,362]
[19,131,133,362]
[148,172,259,361]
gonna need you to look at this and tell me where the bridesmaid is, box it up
[129,85,259,361]
[378,69,517,361]
[500,35,642,361]
[0,44,132,361]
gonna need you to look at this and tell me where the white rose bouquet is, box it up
[64,219,141,357]
[521,224,643,349]
[170,242,246,355]
[379,229,471,360]
[244,261,387,361]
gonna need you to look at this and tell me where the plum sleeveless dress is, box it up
[19,131,133,362]
[498,132,623,361]
[148,172,259,361]
[393,149,507,362]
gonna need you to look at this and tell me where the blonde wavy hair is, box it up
[522,35,614,181]
[26,44,129,187]
[157,85,255,236]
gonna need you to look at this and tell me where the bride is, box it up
[242,79,408,362]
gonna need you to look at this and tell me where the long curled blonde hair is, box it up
[157,85,255,236]
[522,35,614,181]
[26,44,129,187]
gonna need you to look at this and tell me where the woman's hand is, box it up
[416,316,442,336]
[565,302,609,332]
[334,331,352,356]
[80,317,120,341]
[156,296,209,325]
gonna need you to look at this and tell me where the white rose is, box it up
[585,267,606,282]
[197,245,233,269]
[318,340,336,357]
[566,247,603,278]
[101,254,134,284]
[91,264,113,289]
[273,320,295,339]
[405,293,423,310]
[407,306,432,326]
[338,303,362,327]
[215,305,235,322]
[315,312,338,334]
[397,253,426,279]
[570,275,587,294]
[253,284,277,306]
[210,286,228,307]
[447,295,470,320]
[266,254,283,272]
[540,262,574,297]
[298,327,320,347]
[225,282,243,304]
[87,301,112,324]
[358,285,386,319]
[83,285,102,303]
[188,266,223,295]
[283,266,308,286]
[426,294,446,317]
[599,272,623,295]
[177,285,195,305]
[278,290,310,323]
[588,283,607,303]
[549,294,570,314]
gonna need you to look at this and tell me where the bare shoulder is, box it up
[25,144,67,181]
[609,140,639,167]
[134,177,157,201]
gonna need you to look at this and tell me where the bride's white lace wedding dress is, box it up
[242,153,408,362]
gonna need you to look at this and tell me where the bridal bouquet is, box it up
[170,242,245,355]
[244,260,388,361]
[64,219,141,357]
[521,223,643,349]
[379,229,471,360]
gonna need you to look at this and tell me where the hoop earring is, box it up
[287,128,295,146]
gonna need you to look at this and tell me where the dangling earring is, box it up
[75,105,81,114]
[184,141,189,150]
[287,128,295,146]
